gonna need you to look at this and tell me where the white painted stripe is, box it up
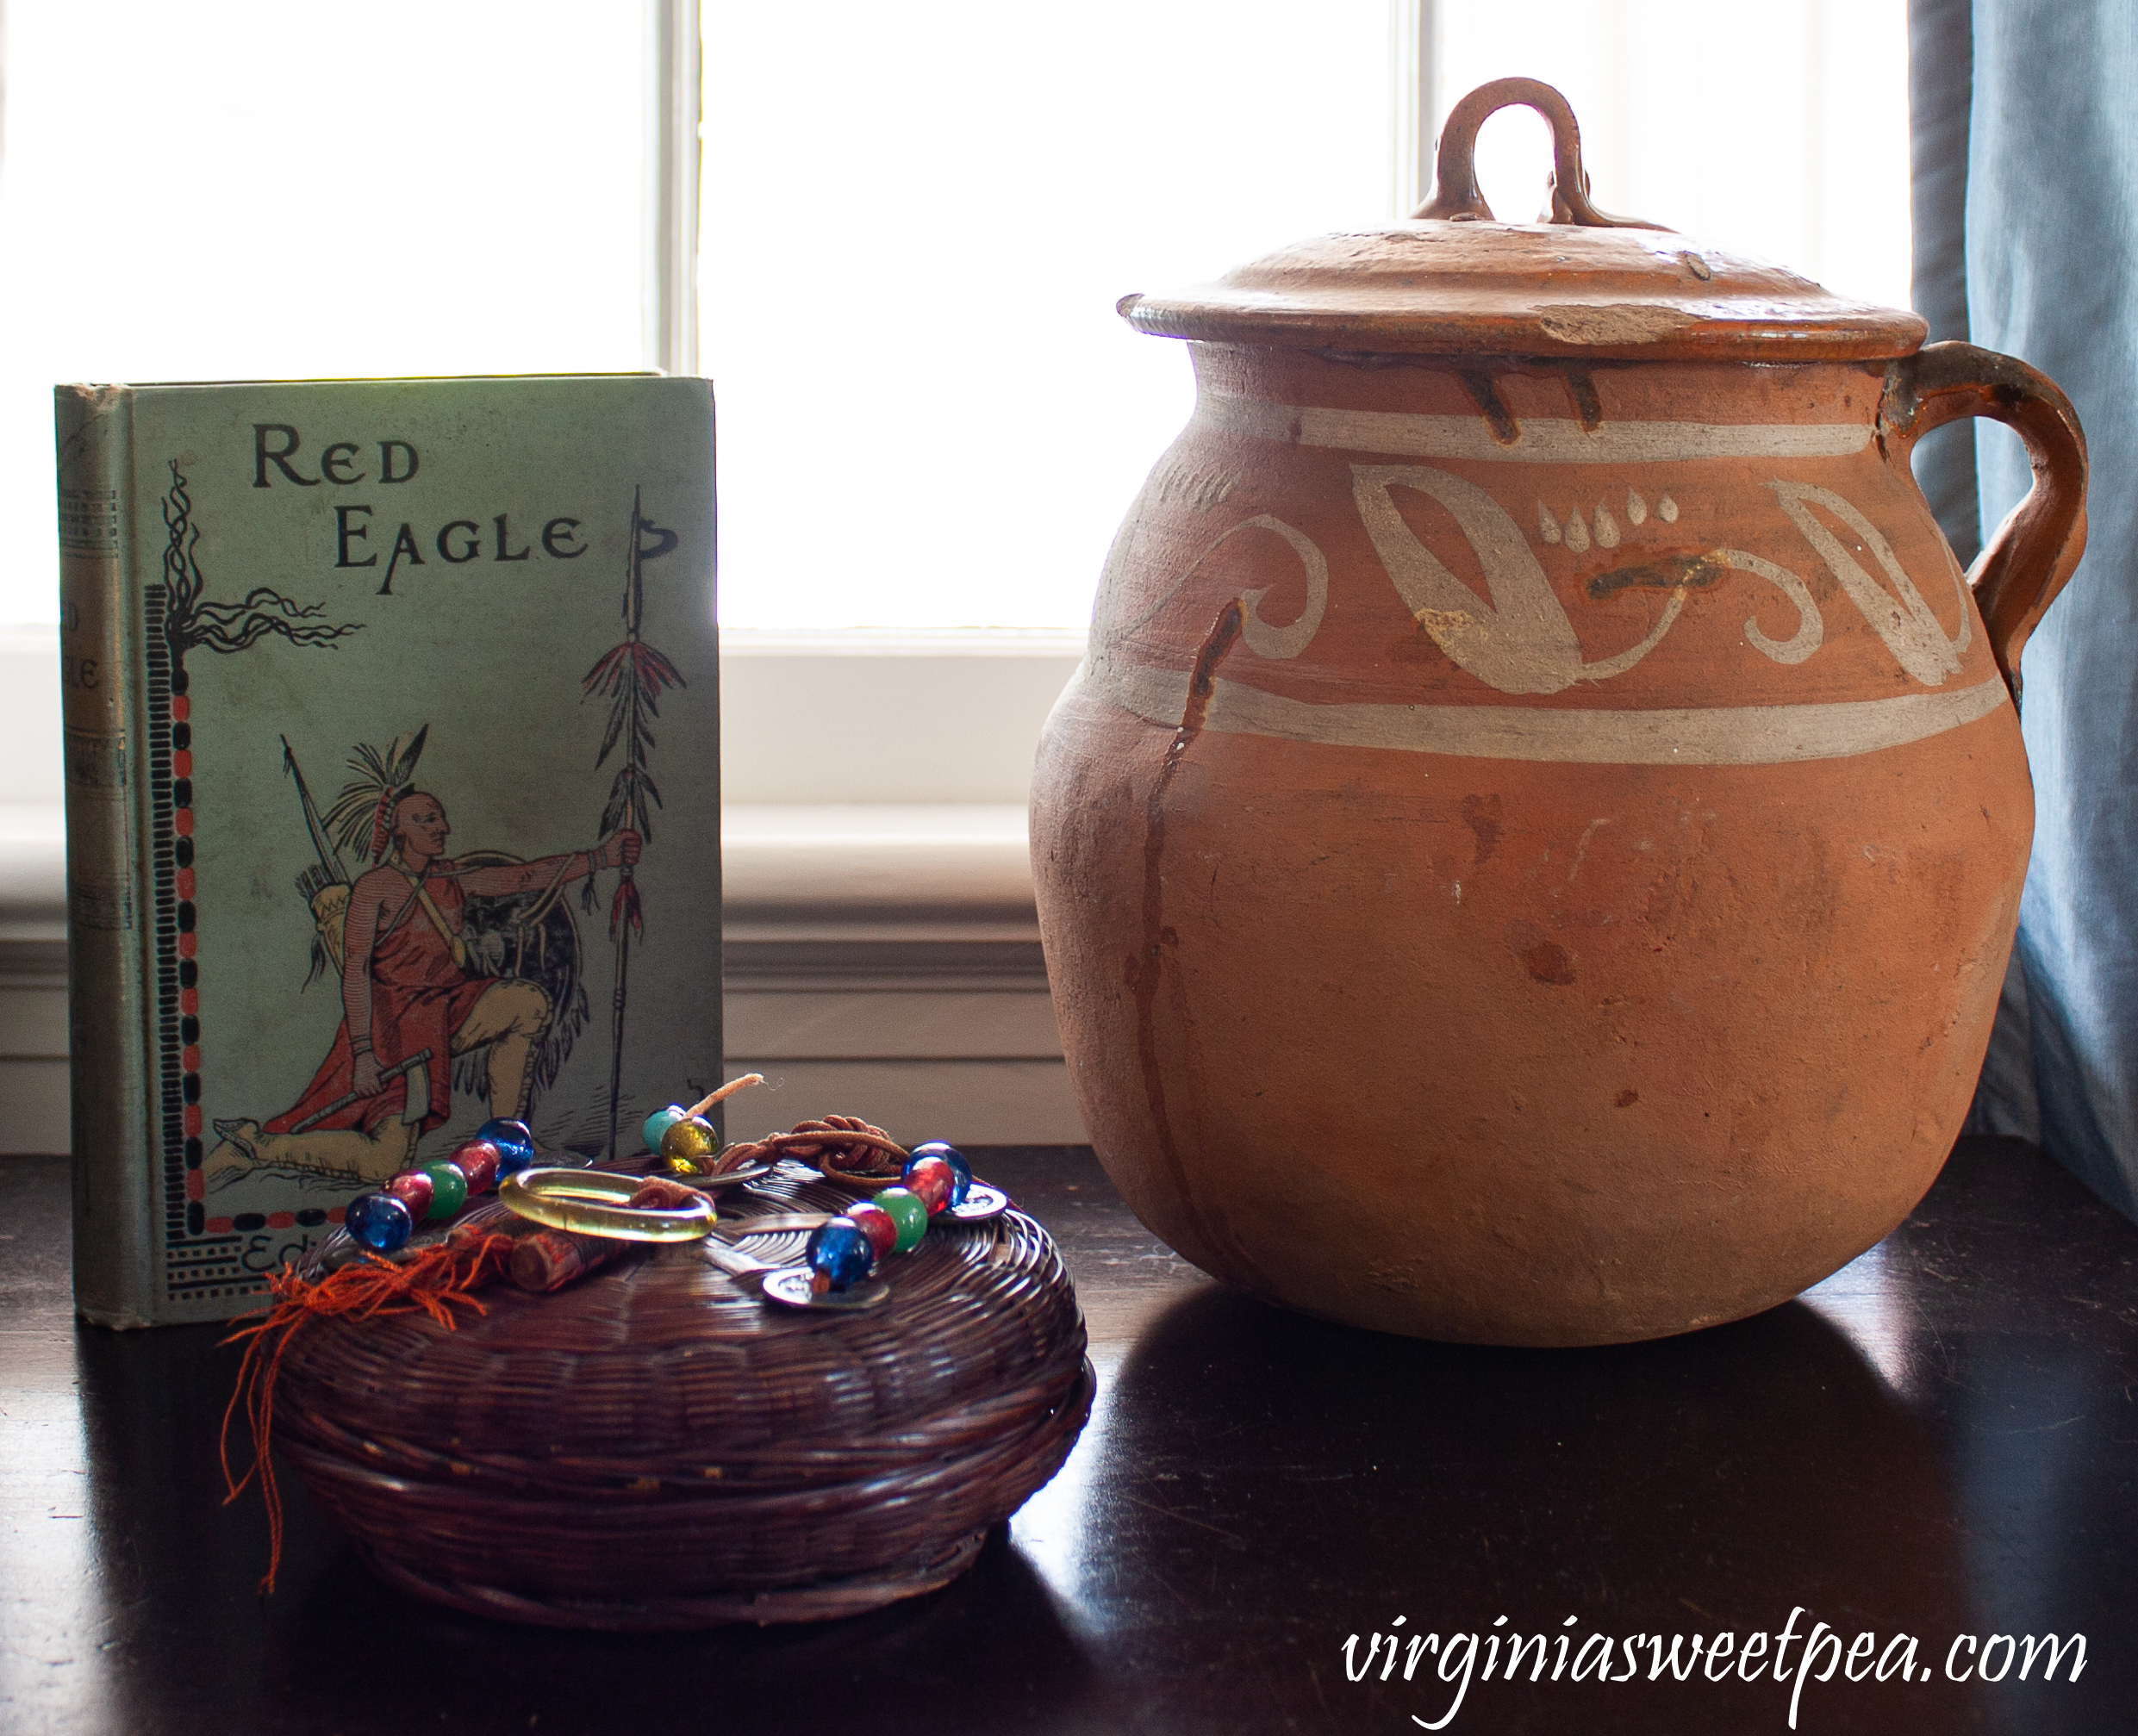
[1200,393,1872,465]
[1086,657,2008,767]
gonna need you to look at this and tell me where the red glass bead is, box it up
[906,1154,954,1215]
[384,1169,434,1218]
[451,1139,502,1193]
[846,1199,899,1260]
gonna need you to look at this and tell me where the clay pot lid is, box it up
[1120,78,1927,363]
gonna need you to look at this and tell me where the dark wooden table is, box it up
[3,1137,2133,1735]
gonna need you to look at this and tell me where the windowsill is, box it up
[723,802,1032,912]
[0,798,1074,1147]
[719,627,1084,656]
[0,802,65,945]
[0,623,1087,812]
[0,625,1081,930]
[0,630,1085,1143]
[0,798,1037,936]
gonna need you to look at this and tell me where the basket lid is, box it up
[263,1160,1093,1627]
[1119,78,1926,364]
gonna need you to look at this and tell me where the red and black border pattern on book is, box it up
[150,594,346,1304]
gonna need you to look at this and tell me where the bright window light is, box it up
[700,2,1399,632]
[704,0,1911,632]
[0,1,646,626]
[0,3,1915,633]
[1437,0,1913,311]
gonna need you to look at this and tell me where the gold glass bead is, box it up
[658,1114,721,1174]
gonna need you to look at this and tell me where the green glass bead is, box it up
[658,1115,720,1173]
[420,1160,468,1220]
[877,1186,928,1253]
[643,1104,687,1153]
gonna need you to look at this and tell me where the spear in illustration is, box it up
[582,488,683,1159]
[282,736,348,889]
[283,736,352,989]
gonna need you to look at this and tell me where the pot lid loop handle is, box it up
[1415,77,1665,230]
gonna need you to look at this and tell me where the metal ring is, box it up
[499,1167,714,1242]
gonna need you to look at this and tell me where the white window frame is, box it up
[645,0,701,380]
[0,5,1441,819]
[0,1,1435,1149]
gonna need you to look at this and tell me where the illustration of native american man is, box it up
[203,726,639,1187]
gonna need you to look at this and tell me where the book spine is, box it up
[57,386,156,1328]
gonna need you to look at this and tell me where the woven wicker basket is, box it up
[271,1160,1092,1629]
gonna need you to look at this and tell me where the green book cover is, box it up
[55,375,720,1326]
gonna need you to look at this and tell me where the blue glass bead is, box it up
[805,1217,876,1292]
[907,1142,972,1210]
[476,1117,537,1174]
[345,1192,413,1254]
[642,1104,688,1154]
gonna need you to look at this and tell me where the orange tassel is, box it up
[219,1227,515,1595]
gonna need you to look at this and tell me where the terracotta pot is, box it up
[1031,79,2088,1346]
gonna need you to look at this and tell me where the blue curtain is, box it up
[1923,0,2138,1214]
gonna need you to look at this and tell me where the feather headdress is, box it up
[321,725,431,863]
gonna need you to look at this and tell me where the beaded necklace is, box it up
[333,1078,1004,1309]
[341,1116,536,1253]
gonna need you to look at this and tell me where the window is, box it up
[700,2,1399,632]
[0,0,1918,1145]
[701,0,1910,633]
[1,2,1910,638]
[0,2,653,626]
[1433,1,1910,310]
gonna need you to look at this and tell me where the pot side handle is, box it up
[1881,340,2089,702]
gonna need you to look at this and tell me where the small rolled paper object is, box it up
[509,1227,628,1293]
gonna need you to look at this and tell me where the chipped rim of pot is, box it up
[1119,221,1928,363]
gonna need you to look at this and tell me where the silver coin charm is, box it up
[758,1266,889,1311]
[945,1182,1009,1223]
